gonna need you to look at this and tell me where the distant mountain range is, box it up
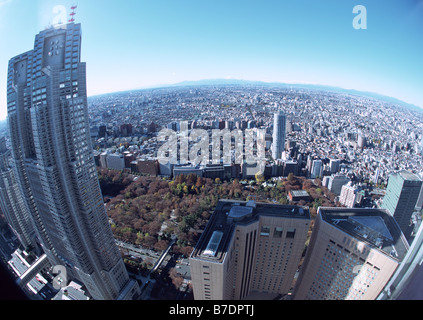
[165,78,422,113]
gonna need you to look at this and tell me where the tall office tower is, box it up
[293,207,409,300]
[0,138,36,249]
[381,171,422,237]
[190,200,310,300]
[272,111,286,160]
[310,159,323,179]
[329,159,341,174]
[7,23,139,300]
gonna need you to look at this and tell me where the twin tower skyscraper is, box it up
[5,23,139,300]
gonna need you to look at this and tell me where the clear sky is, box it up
[0,0,422,120]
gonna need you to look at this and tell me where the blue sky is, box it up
[0,0,422,120]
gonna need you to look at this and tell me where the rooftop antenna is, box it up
[69,5,77,23]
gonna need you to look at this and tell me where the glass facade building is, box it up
[272,111,286,160]
[381,171,422,238]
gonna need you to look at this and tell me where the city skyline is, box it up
[0,0,423,121]
[1,33,423,299]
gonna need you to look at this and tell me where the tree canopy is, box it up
[99,169,338,253]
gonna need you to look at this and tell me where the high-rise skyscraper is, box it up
[293,207,409,300]
[310,159,323,179]
[329,159,341,174]
[272,111,286,160]
[190,200,310,300]
[0,138,36,249]
[7,23,139,300]
[381,171,422,238]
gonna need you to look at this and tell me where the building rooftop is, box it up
[319,207,409,262]
[289,190,310,197]
[52,281,90,300]
[398,170,421,182]
[191,200,310,263]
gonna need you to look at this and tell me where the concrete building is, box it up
[357,135,366,149]
[190,200,310,300]
[288,190,310,202]
[381,171,422,238]
[173,165,204,177]
[52,281,90,300]
[293,207,409,300]
[283,160,298,177]
[328,174,350,196]
[106,153,125,170]
[123,152,135,169]
[203,164,232,180]
[99,151,108,168]
[339,183,359,208]
[131,158,159,176]
[7,23,139,300]
[8,250,51,295]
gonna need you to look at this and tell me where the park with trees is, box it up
[98,168,340,259]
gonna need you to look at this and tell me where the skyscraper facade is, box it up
[310,159,323,179]
[190,200,310,300]
[381,171,422,237]
[0,138,36,249]
[293,207,408,300]
[272,111,286,160]
[329,159,341,174]
[7,23,139,300]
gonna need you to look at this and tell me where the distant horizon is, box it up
[86,77,423,112]
[1,1,422,121]
[0,77,420,124]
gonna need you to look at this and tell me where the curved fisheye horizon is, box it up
[86,77,423,111]
[0,0,422,120]
[1,0,423,305]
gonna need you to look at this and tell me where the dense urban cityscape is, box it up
[0,1,423,312]
[2,73,423,301]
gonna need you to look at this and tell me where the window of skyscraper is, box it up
[286,228,296,238]
[260,226,270,236]
[274,227,283,238]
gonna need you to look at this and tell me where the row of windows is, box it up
[59,81,78,88]
[306,240,380,300]
[202,266,212,299]
[260,226,296,238]
[253,239,294,292]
